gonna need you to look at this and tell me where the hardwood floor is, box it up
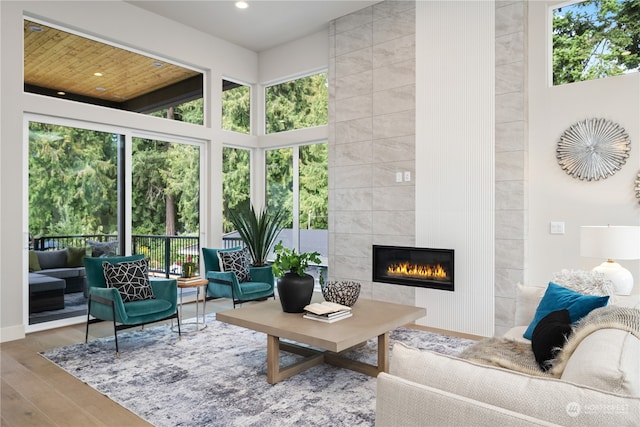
[1,298,231,427]
[1,297,481,427]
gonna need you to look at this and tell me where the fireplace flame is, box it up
[387,262,448,280]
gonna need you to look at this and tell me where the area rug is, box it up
[41,314,476,427]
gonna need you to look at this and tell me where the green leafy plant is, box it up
[228,204,286,267]
[271,241,321,278]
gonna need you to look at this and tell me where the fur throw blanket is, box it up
[459,305,640,378]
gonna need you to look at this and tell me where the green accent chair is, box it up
[202,247,275,308]
[84,255,180,355]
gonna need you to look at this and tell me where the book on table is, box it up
[303,301,352,316]
[303,311,352,323]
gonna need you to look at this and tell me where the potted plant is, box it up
[228,203,286,267]
[271,241,322,313]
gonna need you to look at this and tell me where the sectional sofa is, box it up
[376,280,640,426]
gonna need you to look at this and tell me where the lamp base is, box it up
[592,261,634,295]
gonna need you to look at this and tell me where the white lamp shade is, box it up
[580,226,640,260]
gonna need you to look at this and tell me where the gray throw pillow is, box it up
[102,259,154,302]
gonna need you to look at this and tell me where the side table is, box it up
[173,277,209,332]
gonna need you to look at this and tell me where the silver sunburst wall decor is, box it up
[556,118,631,181]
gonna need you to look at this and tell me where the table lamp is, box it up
[580,225,640,295]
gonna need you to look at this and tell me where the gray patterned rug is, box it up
[41,313,475,427]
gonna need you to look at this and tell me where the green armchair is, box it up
[202,247,275,308]
[84,255,180,355]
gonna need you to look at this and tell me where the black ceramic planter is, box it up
[277,272,314,313]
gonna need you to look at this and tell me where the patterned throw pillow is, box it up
[102,259,155,302]
[217,248,251,282]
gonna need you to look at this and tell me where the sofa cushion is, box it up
[561,329,640,397]
[390,342,640,426]
[85,254,145,288]
[217,247,250,282]
[103,259,155,302]
[66,247,87,267]
[36,249,68,270]
[514,283,545,326]
[523,282,609,340]
[38,267,84,280]
[29,250,42,272]
[88,240,119,257]
[531,309,572,371]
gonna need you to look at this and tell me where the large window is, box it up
[222,81,250,134]
[222,147,251,233]
[552,0,639,85]
[266,142,328,269]
[265,72,328,133]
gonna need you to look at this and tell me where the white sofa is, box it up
[375,284,640,426]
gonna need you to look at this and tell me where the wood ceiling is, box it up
[24,20,200,104]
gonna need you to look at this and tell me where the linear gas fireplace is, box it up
[372,245,454,291]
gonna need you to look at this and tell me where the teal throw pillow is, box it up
[523,282,609,340]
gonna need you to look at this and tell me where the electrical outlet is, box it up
[550,221,565,235]
[395,172,403,183]
[404,171,411,182]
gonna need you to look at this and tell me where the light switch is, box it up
[550,221,565,235]
[395,172,403,183]
[404,171,411,182]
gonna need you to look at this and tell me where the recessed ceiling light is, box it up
[95,87,106,91]
[28,25,44,32]
[57,91,66,96]
[94,72,103,77]
[235,1,249,9]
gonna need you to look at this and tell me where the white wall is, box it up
[0,0,259,341]
[528,2,640,289]
[415,1,495,336]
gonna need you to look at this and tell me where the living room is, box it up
[1,0,639,424]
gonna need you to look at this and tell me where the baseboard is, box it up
[0,323,25,343]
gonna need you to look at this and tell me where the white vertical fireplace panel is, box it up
[415,1,495,336]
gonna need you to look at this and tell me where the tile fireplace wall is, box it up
[328,0,527,336]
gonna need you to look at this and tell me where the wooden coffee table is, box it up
[216,296,426,384]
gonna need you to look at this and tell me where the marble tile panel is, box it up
[373,34,415,69]
[358,281,374,300]
[335,94,373,122]
[336,23,373,57]
[495,1,525,37]
[373,59,415,92]
[494,324,511,338]
[373,9,415,45]
[372,135,415,163]
[495,61,524,95]
[372,234,415,248]
[372,110,415,139]
[373,84,416,116]
[336,70,373,100]
[495,31,524,66]
[333,164,372,189]
[495,238,524,269]
[372,185,415,211]
[495,150,527,182]
[374,0,415,20]
[372,282,415,306]
[372,210,415,236]
[332,254,371,283]
[372,160,414,188]
[336,6,374,34]
[495,296,516,327]
[496,92,524,123]
[334,188,373,211]
[495,180,527,210]
[335,117,373,144]
[334,233,372,258]
[336,47,373,77]
[333,211,372,234]
[495,1,524,9]
[495,209,526,240]
[495,120,525,152]
[495,267,524,298]
[333,140,372,167]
